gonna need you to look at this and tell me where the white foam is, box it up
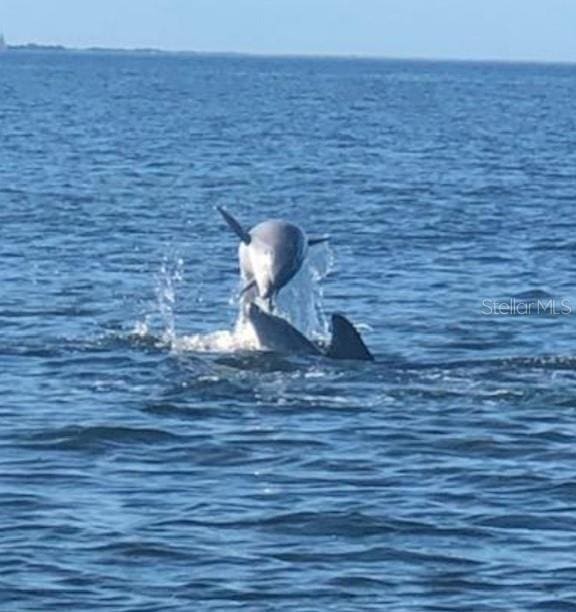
[172,315,259,353]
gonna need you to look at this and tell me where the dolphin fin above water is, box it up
[217,206,251,244]
[245,303,373,361]
[239,278,257,297]
[326,314,374,361]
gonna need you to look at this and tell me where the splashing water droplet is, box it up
[154,257,185,345]
[273,242,333,339]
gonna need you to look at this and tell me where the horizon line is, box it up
[4,41,576,67]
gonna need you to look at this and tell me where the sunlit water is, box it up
[1,51,576,611]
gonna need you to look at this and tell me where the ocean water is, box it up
[1,50,576,611]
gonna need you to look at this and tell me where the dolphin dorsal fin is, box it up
[326,314,374,361]
[217,206,251,244]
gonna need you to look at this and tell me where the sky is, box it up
[2,0,576,63]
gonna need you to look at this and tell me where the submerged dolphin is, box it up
[217,207,327,308]
[245,303,374,361]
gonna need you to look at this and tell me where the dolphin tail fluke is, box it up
[326,314,374,361]
[217,206,251,244]
[308,236,330,246]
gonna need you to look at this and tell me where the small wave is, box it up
[423,354,576,373]
[533,600,576,611]
[327,575,392,589]
[473,513,576,531]
[86,540,191,561]
[272,545,483,567]
[23,425,182,452]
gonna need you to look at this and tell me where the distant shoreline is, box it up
[3,43,576,67]
[6,43,168,55]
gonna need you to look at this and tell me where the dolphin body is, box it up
[217,207,327,308]
[245,303,374,361]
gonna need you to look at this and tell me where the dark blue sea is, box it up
[1,50,576,611]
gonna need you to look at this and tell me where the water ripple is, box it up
[1,52,576,611]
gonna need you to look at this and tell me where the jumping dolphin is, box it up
[217,207,327,309]
[245,303,374,361]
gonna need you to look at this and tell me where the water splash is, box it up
[131,318,151,339]
[134,244,333,354]
[156,256,184,343]
[273,242,334,339]
[221,241,334,350]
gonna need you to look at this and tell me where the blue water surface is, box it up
[1,50,576,611]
